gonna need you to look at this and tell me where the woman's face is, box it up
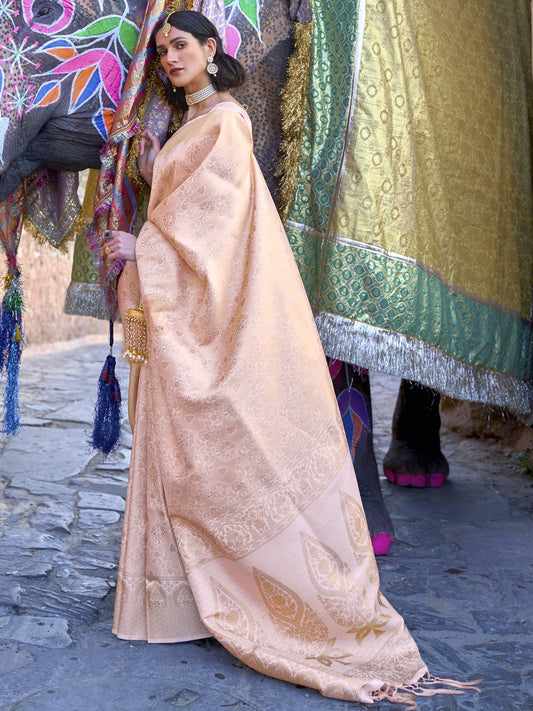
[155,25,216,92]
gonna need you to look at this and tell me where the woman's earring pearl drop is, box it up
[207,56,219,76]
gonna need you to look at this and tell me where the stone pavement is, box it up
[0,337,532,711]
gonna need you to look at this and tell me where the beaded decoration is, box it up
[185,83,217,105]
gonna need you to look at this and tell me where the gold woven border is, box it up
[276,21,313,223]
[23,177,87,253]
[23,217,75,253]
[125,59,175,192]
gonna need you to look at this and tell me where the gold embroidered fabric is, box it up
[112,104,473,703]
[287,0,533,413]
[333,0,533,315]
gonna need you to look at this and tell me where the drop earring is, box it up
[207,56,218,76]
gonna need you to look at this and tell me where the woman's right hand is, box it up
[104,231,137,262]
[137,129,161,186]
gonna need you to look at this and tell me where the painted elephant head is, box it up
[0,0,145,202]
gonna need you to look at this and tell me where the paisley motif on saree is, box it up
[112,104,479,705]
[284,0,533,414]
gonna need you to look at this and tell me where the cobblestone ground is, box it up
[0,339,532,710]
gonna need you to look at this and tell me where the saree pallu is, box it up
[285,0,533,414]
[111,104,475,704]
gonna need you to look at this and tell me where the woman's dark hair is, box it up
[153,10,246,110]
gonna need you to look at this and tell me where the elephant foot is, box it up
[383,469,446,488]
[383,441,449,488]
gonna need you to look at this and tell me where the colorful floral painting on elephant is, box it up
[0,0,144,434]
[0,0,145,204]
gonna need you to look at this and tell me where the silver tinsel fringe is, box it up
[315,310,532,416]
[63,282,109,320]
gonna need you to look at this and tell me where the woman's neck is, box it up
[185,90,234,121]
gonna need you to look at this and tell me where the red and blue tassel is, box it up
[0,270,24,436]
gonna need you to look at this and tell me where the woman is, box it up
[104,10,476,706]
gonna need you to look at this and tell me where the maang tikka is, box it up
[162,13,173,36]
[162,1,180,36]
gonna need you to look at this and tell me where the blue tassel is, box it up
[0,306,13,370]
[1,273,24,437]
[89,353,122,456]
[3,339,22,435]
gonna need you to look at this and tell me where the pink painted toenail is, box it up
[408,473,428,487]
[371,533,393,556]
[396,472,412,486]
[428,472,446,487]
[384,469,439,488]
[384,468,396,484]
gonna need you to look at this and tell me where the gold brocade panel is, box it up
[332,0,533,318]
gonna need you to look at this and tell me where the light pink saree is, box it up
[113,103,477,706]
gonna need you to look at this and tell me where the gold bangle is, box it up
[104,247,112,255]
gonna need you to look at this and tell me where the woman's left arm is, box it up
[105,231,137,262]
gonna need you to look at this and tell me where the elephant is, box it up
[2,0,530,559]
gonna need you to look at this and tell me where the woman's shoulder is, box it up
[210,101,252,130]
[177,101,253,148]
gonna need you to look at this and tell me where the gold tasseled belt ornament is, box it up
[123,307,148,364]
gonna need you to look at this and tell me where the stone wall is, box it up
[13,169,109,347]
[440,397,533,451]
[18,230,107,346]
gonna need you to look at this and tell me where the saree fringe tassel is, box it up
[371,674,482,709]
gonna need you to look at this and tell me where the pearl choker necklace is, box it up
[185,83,217,106]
